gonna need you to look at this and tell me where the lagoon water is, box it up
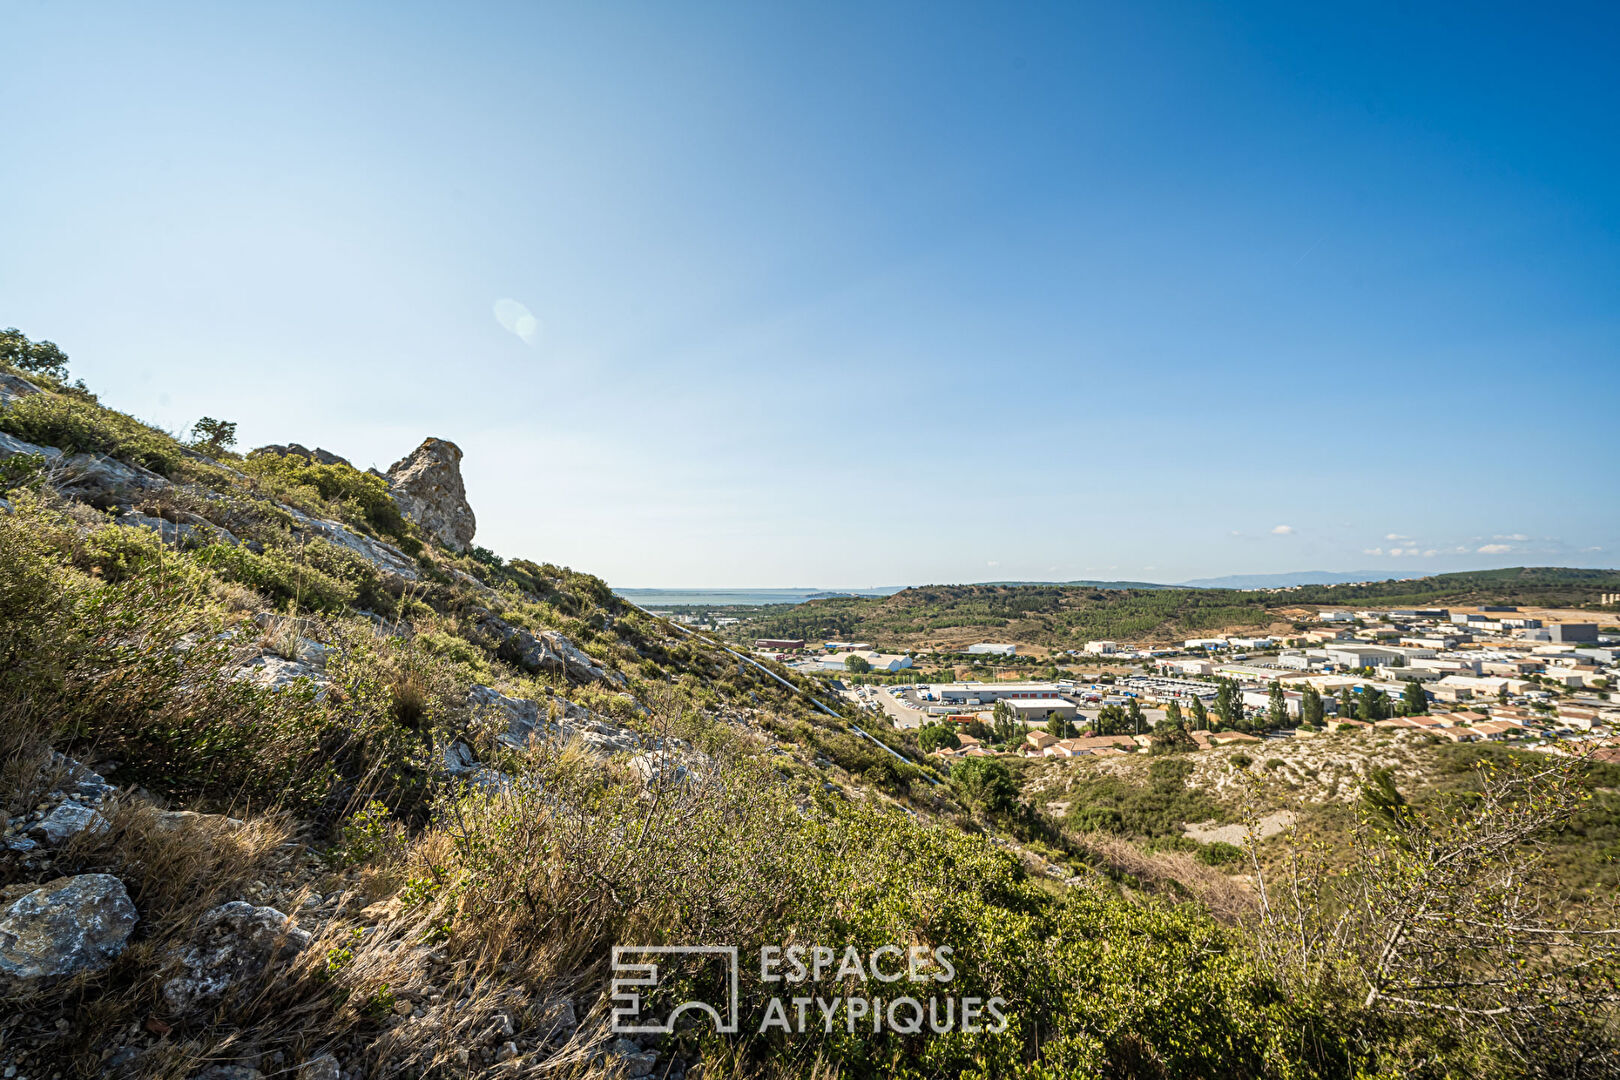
[614,587,900,608]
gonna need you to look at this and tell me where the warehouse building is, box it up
[936,682,1066,704]
[999,698,1078,721]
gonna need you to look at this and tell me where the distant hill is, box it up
[975,578,1179,590]
[1260,566,1620,608]
[1178,570,1433,589]
[726,567,1620,651]
[732,583,1275,650]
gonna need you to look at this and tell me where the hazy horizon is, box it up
[614,566,1618,593]
[5,2,1617,585]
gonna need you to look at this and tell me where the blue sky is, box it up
[3,1,1617,586]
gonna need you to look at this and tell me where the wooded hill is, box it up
[736,584,1277,648]
[733,568,1620,649]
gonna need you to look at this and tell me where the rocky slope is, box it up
[2,349,1614,1080]
[0,359,964,1079]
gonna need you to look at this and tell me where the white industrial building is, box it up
[1324,644,1407,669]
[999,698,1078,721]
[967,643,1018,656]
[936,682,1067,704]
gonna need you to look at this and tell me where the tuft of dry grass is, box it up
[1070,830,1256,923]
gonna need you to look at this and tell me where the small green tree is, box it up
[189,417,238,456]
[1301,684,1325,728]
[1401,679,1429,717]
[0,328,69,379]
[1214,678,1241,728]
[1046,713,1079,739]
[1189,694,1209,729]
[951,757,1019,816]
[1163,699,1185,728]
[1338,686,1357,719]
[1093,703,1127,736]
[1126,697,1146,734]
[1358,687,1391,722]
[843,654,872,674]
[1268,681,1288,728]
[990,700,1021,745]
[918,722,960,753]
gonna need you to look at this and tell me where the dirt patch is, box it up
[1185,810,1296,846]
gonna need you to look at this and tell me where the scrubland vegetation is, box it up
[730,573,1620,652]
[1,350,1617,1078]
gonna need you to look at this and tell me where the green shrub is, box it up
[0,451,47,492]
[192,541,356,612]
[951,756,1019,815]
[1065,757,1223,839]
[80,521,173,584]
[1197,840,1246,866]
[243,452,417,551]
[0,391,183,474]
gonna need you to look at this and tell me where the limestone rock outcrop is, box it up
[0,874,138,981]
[0,371,43,404]
[250,443,353,469]
[161,900,312,1015]
[468,612,617,685]
[386,437,475,553]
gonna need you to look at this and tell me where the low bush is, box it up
[242,452,417,550]
[0,391,185,475]
[1064,757,1224,839]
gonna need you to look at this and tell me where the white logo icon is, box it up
[610,945,740,1034]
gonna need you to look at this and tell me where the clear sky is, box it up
[4,1,1617,587]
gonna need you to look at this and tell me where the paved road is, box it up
[874,686,928,730]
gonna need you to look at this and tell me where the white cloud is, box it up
[1362,547,1384,556]
[1271,524,1295,535]
[1422,549,1438,557]
[986,560,1000,567]
[1493,533,1529,542]
[493,298,541,345]
[1388,547,1405,556]
[1476,544,1512,555]
[1384,533,1410,541]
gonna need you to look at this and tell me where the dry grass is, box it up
[1070,831,1256,923]
[0,701,59,822]
[2,792,297,1074]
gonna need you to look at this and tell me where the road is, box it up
[874,686,929,730]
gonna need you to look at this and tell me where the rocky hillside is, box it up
[2,340,1616,1080]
